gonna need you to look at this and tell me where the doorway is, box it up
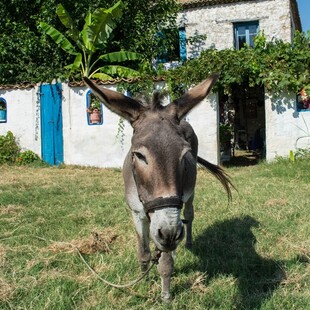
[219,84,265,165]
[40,83,64,165]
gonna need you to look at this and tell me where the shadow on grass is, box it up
[181,215,286,309]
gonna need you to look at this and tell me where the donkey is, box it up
[83,75,232,301]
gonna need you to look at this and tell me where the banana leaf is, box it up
[98,65,140,78]
[39,22,78,55]
[82,1,123,52]
[91,73,115,80]
[56,4,79,42]
[64,53,83,73]
[99,51,142,63]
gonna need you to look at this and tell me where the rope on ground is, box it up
[36,236,161,289]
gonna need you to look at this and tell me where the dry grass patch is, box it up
[0,278,15,303]
[264,198,288,207]
[42,228,118,255]
[0,246,6,267]
[0,204,23,215]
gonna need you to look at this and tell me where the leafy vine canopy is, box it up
[0,0,309,98]
[163,31,310,97]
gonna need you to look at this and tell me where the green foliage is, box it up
[39,1,141,79]
[0,131,43,166]
[0,0,179,84]
[16,150,42,165]
[164,31,310,97]
[0,131,20,164]
[87,93,102,112]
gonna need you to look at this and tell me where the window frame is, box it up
[86,90,103,126]
[156,27,187,63]
[0,97,7,123]
[234,21,259,50]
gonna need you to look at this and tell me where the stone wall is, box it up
[179,0,294,55]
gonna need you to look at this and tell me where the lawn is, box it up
[0,158,309,309]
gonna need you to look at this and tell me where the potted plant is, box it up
[0,98,7,122]
[87,94,102,124]
[298,87,310,110]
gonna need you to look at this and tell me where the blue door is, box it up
[40,83,64,165]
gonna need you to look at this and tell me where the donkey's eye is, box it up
[133,152,148,164]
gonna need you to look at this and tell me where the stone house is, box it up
[0,0,309,167]
[176,0,309,162]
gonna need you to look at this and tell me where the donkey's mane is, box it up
[135,92,167,111]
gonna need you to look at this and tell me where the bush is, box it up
[0,131,44,165]
[16,150,42,165]
[0,131,20,164]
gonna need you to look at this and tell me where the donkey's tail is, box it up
[197,156,235,201]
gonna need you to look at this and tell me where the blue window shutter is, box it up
[179,27,187,61]
[156,31,168,63]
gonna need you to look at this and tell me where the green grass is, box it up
[0,159,309,309]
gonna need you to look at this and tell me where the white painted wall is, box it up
[265,92,310,160]
[179,0,293,55]
[2,84,308,166]
[0,83,219,167]
[0,86,42,156]
[187,92,219,164]
[61,84,132,168]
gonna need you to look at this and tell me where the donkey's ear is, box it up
[172,73,219,119]
[84,77,143,123]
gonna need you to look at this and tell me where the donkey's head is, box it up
[84,75,218,252]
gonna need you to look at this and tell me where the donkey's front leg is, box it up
[131,211,151,273]
[183,194,194,248]
[157,251,174,302]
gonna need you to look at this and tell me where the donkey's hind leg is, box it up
[131,211,151,273]
[183,194,194,249]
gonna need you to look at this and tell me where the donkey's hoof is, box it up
[161,292,171,303]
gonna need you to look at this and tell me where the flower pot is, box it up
[89,109,101,124]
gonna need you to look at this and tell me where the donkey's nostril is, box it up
[158,228,164,239]
[175,226,185,241]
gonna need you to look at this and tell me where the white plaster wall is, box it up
[265,92,310,161]
[4,84,308,167]
[0,84,218,167]
[0,87,41,156]
[62,84,219,167]
[179,0,293,54]
[187,93,219,165]
[62,84,132,168]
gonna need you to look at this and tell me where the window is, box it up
[0,97,7,123]
[234,21,259,49]
[157,27,187,63]
[86,90,103,125]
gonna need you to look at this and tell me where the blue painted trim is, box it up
[86,89,104,125]
[179,27,187,61]
[0,97,7,123]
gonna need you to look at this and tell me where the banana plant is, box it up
[39,1,141,79]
